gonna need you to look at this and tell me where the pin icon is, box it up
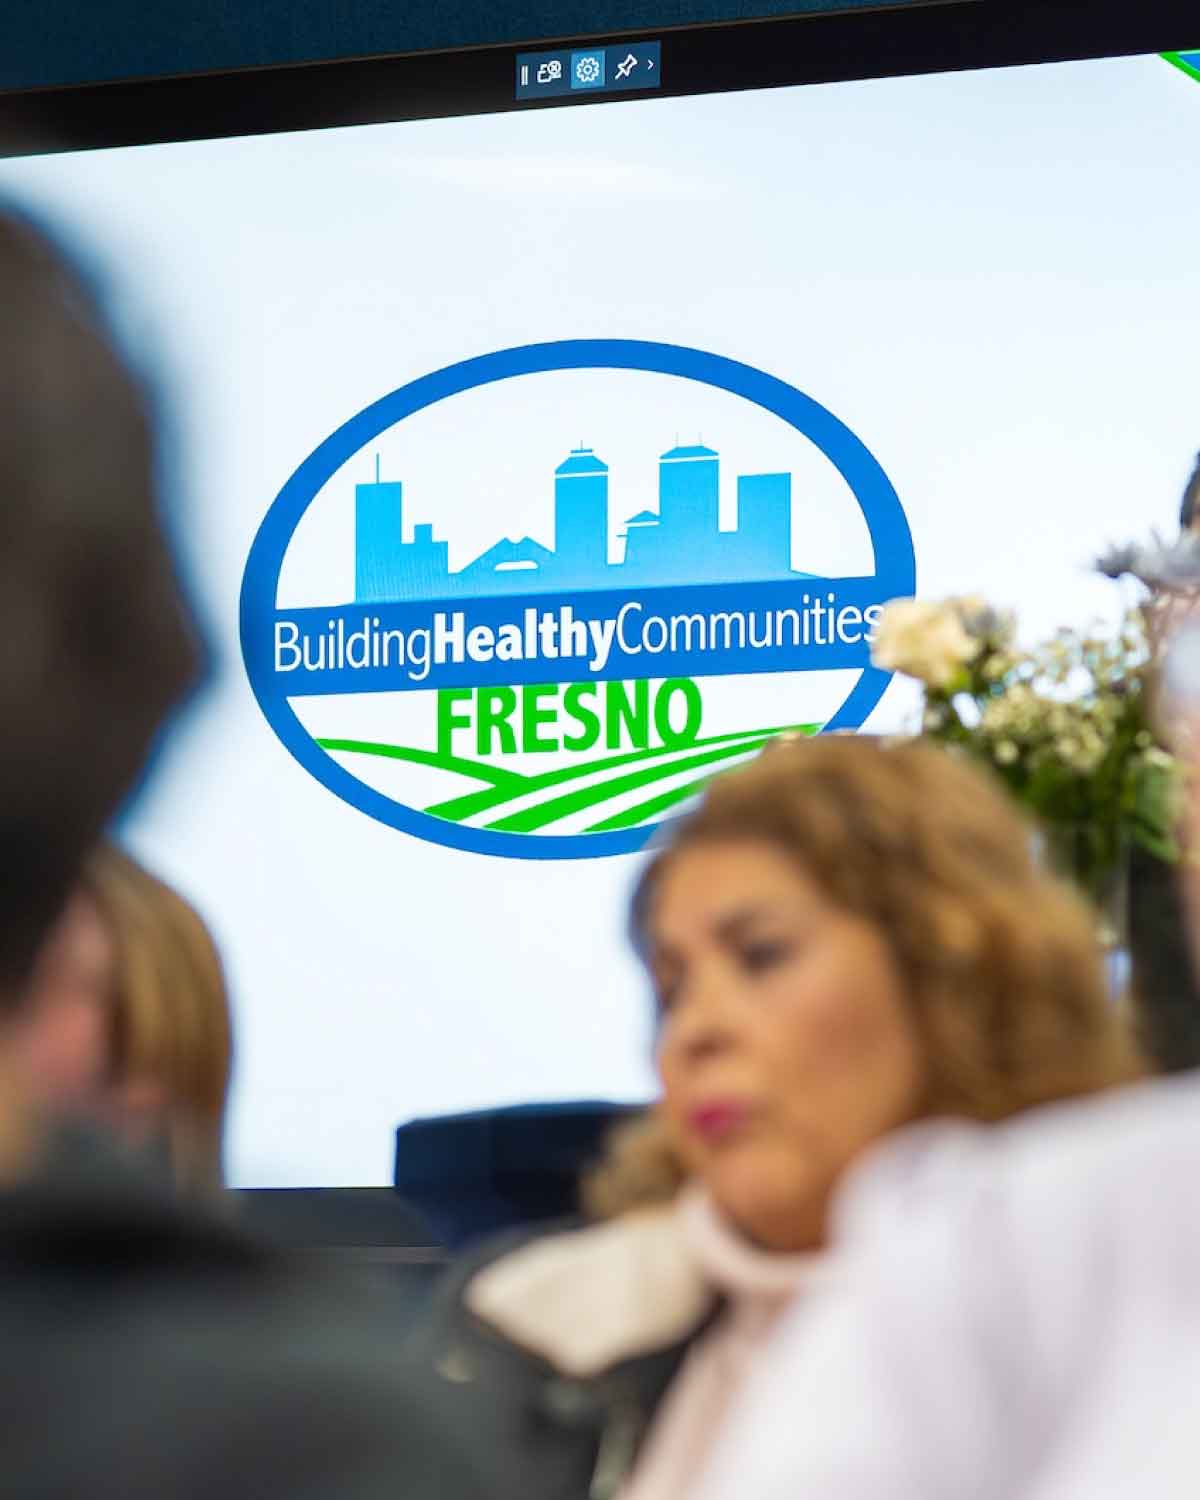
[616,53,638,81]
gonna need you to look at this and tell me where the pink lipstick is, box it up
[688,1100,750,1143]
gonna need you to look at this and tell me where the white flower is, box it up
[994,740,1019,765]
[872,599,978,689]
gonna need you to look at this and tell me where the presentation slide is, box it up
[1,50,1196,1184]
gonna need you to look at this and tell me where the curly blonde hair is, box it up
[585,735,1145,1219]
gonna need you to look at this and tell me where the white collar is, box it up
[467,1187,830,1379]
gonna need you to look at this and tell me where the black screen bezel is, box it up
[0,0,1196,159]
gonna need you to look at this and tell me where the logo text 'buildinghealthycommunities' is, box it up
[266,588,885,696]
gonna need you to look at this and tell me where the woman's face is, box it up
[12,893,115,1114]
[651,840,924,1251]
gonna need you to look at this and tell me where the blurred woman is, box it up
[11,842,231,1195]
[409,735,1144,1500]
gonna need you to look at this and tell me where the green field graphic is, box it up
[316,721,820,833]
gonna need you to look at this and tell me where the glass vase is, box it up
[1040,822,1130,951]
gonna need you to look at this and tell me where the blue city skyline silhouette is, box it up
[354,441,810,603]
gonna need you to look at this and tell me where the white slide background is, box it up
[0,52,1197,1183]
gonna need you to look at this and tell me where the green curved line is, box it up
[586,766,740,832]
[315,737,527,791]
[486,735,779,832]
[426,721,816,822]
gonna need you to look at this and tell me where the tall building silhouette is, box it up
[735,473,792,578]
[659,444,719,543]
[355,460,404,601]
[623,443,722,582]
[555,447,609,575]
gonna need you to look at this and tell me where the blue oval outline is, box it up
[240,340,916,860]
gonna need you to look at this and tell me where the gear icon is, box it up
[574,55,601,85]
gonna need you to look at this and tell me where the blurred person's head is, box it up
[0,209,198,1026]
[12,843,232,1194]
[590,736,1144,1250]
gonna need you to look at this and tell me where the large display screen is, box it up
[1,47,1196,1184]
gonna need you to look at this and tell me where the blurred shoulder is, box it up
[0,1132,489,1500]
[832,1077,1200,1272]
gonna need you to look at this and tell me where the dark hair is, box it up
[0,210,200,1006]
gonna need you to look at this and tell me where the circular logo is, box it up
[240,340,915,860]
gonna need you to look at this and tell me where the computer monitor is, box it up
[0,2,1195,1185]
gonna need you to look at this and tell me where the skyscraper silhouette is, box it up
[736,473,792,579]
[659,444,719,547]
[554,447,609,576]
[355,458,404,601]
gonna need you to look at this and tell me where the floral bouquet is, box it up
[871,594,1180,928]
